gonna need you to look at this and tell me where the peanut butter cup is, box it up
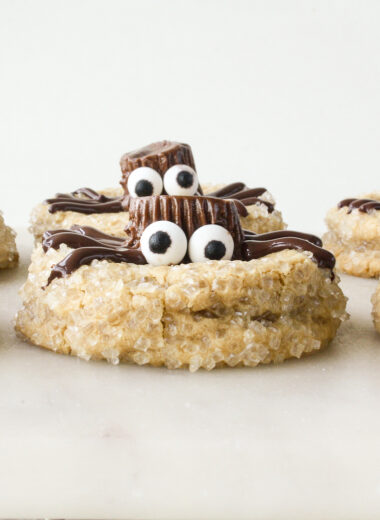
[125,195,245,255]
[120,141,196,194]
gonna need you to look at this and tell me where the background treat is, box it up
[323,192,380,278]
[16,192,345,370]
[0,211,18,269]
[372,282,380,333]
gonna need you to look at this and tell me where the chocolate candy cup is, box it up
[120,141,196,194]
[125,195,245,257]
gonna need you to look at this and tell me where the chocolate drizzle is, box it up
[243,229,323,247]
[43,194,335,286]
[42,225,125,252]
[45,188,123,214]
[241,237,335,271]
[338,198,380,214]
[207,183,274,213]
[44,226,146,286]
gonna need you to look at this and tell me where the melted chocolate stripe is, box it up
[207,183,270,209]
[232,199,249,217]
[238,197,274,213]
[228,188,267,200]
[46,247,147,286]
[43,229,75,238]
[243,230,322,247]
[70,225,125,243]
[242,238,335,271]
[243,229,256,237]
[338,198,380,213]
[43,232,124,252]
[72,187,106,200]
[48,199,123,214]
[45,188,123,214]
[358,201,380,212]
[48,197,108,205]
[207,183,247,198]
[42,226,126,252]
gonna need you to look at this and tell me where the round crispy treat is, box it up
[0,211,18,269]
[372,282,380,334]
[323,192,380,278]
[15,245,346,371]
[29,185,286,242]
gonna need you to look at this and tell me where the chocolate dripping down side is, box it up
[125,195,245,258]
[119,140,198,194]
[45,187,124,214]
[338,198,380,213]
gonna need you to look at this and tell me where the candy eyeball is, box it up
[140,220,188,266]
[127,167,163,198]
[163,164,199,196]
[188,224,234,263]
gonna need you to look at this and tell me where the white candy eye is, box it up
[140,220,187,266]
[127,167,163,198]
[188,224,234,263]
[163,164,199,196]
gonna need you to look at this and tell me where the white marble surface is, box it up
[0,229,380,519]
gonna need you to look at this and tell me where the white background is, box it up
[1,0,379,231]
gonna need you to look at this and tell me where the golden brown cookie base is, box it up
[0,212,18,269]
[30,185,286,242]
[324,193,380,278]
[372,282,380,334]
[16,246,346,370]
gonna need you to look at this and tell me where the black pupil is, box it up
[149,231,172,254]
[135,179,154,197]
[177,171,194,188]
[204,240,226,260]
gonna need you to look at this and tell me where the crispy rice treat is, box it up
[30,185,286,242]
[16,245,346,371]
[323,192,380,278]
[372,282,380,334]
[0,212,18,269]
